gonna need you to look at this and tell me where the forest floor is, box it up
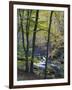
[17,69,42,81]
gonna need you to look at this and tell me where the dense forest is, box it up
[17,9,64,80]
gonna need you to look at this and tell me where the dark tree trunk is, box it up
[25,10,32,72]
[17,10,21,51]
[19,10,26,53]
[44,11,53,79]
[30,10,39,73]
[25,10,30,72]
[17,31,20,50]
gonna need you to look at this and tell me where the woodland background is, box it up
[17,9,64,80]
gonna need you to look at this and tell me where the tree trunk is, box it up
[17,31,20,50]
[25,10,32,72]
[30,10,39,73]
[17,10,21,51]
[44,11,53,79]
[19,10,29,72]
[25,10,30,72]
[19,10,26,53]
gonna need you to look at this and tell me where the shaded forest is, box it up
[17,9,64,80]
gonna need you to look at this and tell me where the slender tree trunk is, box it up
[30,10,39,73]
[24,10,30,72]
[25,10,32,72]
[44,11,53,79]
[17,10,21,51]
[17,30,20,50]
[19,10,26,52]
